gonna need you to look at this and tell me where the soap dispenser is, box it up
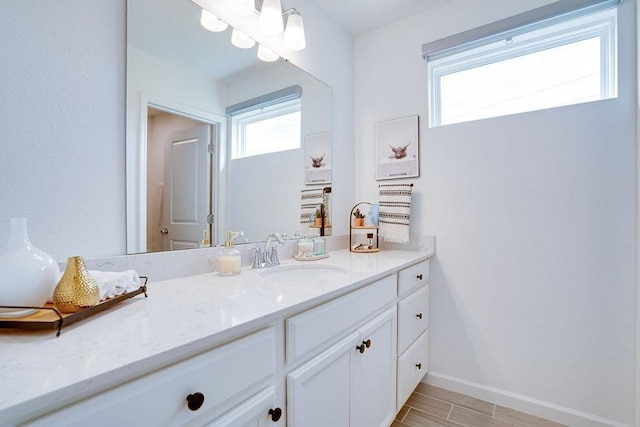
[218,231,242,276]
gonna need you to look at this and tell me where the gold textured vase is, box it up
[53,256,99,313]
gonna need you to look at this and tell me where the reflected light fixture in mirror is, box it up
[200,9,228,32]
[231,28,256,49]
[259,0,284,35]
[227,0,255,16]
[257,44,280,62]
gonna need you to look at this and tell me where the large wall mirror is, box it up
[126,0,332,254]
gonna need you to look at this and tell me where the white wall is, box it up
[354,0,636,425]
[0,0,126,260]
[0,0,353,261]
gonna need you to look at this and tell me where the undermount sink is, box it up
[258,264,349,281]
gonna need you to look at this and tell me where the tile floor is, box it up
[392,383,567,427]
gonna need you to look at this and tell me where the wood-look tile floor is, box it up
[392,383,567,427]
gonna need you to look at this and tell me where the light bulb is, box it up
[231,28,256,49]
[283,13,306,51]
[257,44,279,62]
[259,0,284,35]
[200,9,228,32]
[227,0,254,16]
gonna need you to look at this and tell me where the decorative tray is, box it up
[0,277,148,337]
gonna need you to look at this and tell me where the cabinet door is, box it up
[206,386,282,427]
[287,332,359,427]
[353,307,397,427]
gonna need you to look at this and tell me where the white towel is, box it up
[378,183,413,244]
[300,188,325,226]
[89,270,141,301]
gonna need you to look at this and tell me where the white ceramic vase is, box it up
[0,218,60,317]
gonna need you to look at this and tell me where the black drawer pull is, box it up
[416,363,422,370]
[417,274,423,280]
[416,313,423,320]
[186,392,205,411]
[269,407,282,422]
[356,343,366,353]
[364,339,371,348]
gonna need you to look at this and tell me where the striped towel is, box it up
[379,183,413,244]
[301,188,325,226]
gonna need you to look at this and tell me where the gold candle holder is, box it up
[53,256,99,313]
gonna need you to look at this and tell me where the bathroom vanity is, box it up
[0,249,432,426]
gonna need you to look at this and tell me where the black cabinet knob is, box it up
[416,313,423,319]
[356,343,366,353]
[269,407,282,422]
[364,339,371,348]
[416,363,422,370]
[186,392,205,411]
[417,274,423,280]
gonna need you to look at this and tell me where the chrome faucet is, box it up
[252,232,285,269]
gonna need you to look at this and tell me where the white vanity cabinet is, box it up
[206,386,282,427]
[24,328,278,427]
[3,251,435,427]
[396,259,430,410]
[287,307,397,427]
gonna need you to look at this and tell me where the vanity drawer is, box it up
[398,260,429,297]
[286,274,396,363]
[26,328,276,427]
[397,330,429,409]
[397,285,429,354]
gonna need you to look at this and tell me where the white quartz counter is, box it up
[0,249,431,423]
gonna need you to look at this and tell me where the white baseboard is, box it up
[424,372,630,427]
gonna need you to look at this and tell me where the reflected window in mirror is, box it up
[232,98,301,158]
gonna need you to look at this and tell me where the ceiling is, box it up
[313,0,452,36]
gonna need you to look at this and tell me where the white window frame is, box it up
[426,5,617,127]
[231,97,301,159]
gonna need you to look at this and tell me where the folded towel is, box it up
[300,188,325,226]
[89,270,141,301]
[378,183,413,244]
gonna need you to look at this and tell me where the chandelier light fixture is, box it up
[258,0,284,35]
[283,10,305,51]
[199,0,307,62]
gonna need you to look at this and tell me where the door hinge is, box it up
[207,214,214,224]
[208,144,214,154]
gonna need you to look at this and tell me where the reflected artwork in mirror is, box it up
[126,0,332,253]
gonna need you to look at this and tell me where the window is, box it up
[227,85,302,159]
[231,99,301,159]
[425,3,618,127]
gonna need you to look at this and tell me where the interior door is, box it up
[162,125,211,251]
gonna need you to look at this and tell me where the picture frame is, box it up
[375,115,419,180]
[304,131,332,185]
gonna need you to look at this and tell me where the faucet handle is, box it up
[250,247,263,269]
[269,246,280,266]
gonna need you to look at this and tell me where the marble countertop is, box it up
[0,249,432,423]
